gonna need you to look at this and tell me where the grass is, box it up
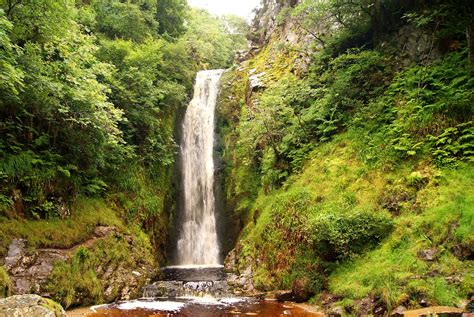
[0,198,123,257]
[0,265,11,298]
[232,128,472,311]
[237,135,396,292]
[47,228,154,308]
[328,164,474,311]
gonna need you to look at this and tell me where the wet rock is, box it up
[224,248,237,273]
[0,294,65,317]
[271,290,293,302]
[391,305,407,316]
[3,231,154,307]
[452,243,473,260]
[143,280,230,299]
[403,306,464,316]
[227,263,256,296]
[417,248,438,261]
[355,297,375,316]
[4,239,26,271]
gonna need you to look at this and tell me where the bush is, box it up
[311,212,394,261]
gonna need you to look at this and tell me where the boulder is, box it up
[0,294,65,317]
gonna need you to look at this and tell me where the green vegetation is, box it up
[0,266,11,298]
[0,0,248,304]
[218,0,473,313]
[0,198,121,256]
[0,0,472,313]
[329,166,474,310]
[47,228,154,308]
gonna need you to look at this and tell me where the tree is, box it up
[156,0,188,38]
[92,0,159,42]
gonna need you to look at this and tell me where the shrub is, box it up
[311,212,394,261]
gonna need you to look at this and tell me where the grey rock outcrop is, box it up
[5,239,68,296]
[250,0,301,45]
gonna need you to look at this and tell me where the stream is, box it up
[80,298,323,316]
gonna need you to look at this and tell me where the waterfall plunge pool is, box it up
[67,71,325,316]
[75,297,324,316]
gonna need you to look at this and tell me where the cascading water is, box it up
[176,69,224,266]
[78,69,325,316]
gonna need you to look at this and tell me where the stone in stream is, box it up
[0,294,65,317]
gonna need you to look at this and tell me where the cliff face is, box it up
[249,0,301,45]
[217,0,474,314]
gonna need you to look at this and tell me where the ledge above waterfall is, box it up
[160,265,226,282]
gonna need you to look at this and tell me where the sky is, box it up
[187,0,262,20]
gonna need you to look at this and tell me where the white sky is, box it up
[188,0,261,20]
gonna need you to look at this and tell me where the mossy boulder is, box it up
[0,294,65,317]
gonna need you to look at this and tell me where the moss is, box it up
[0,266,12,298]
[47,227,154,309]
[328,164,474,310]
[40,298,64,317]
[0,198,123,258]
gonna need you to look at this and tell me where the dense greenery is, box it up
[218,0,473,313]
[0,0,248,225]
[0,0,472,314]
[0,0,247,306]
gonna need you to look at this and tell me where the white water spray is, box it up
[176,69,224,265]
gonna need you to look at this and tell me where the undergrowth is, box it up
[0,198,122,257]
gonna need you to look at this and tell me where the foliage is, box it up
[311,211,393,261]
[218,0,474,311]
[0,265,11,298]
[182,9,245,69]
[156,0,188,38]
[0,0,247,220]
[91,0,159,42]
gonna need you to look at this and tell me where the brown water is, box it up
[81,299,324,317]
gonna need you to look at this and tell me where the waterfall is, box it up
[176,69,224,266]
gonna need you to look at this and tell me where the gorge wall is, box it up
[217,0,473,314]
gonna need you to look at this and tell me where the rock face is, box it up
[2,227,155,307]
[0,294,65,317]
[4,239,68,296]
[250,0,301,45]
[224,247,256,296]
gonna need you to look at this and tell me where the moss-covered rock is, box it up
[0,294,65,317]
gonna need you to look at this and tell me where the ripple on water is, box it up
[84,298,324,317]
